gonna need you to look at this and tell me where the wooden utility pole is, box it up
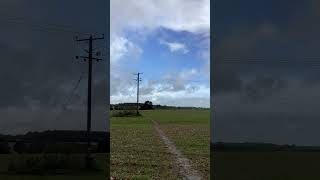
[134,72,142,114]
[75,34,104,168]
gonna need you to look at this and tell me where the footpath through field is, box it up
[111,115,181,179]
[111,109,210,179]
[152,119,202,180]
[144,110,210,180]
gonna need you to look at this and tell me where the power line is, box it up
[134,72,143,114]
[0,12,75,29]
[54,69,86,122]
[0,14,94,35]
[75,34,105,168]
[64,71,86,108]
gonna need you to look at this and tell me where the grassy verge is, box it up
[111,115,180,179]
[213,152,320,180]
[143,110,210,179]
[0,153,109,180]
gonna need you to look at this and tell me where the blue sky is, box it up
[110,0,210,107]
[125,29,208,80]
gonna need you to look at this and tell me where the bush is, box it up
[44,143,88,153]
[140,101,153,110]
[27,141,46,154]
[8,155,47,175]
[13,141,27,154]
[7,154,100,175]
[111,110,141,117]
[0,141,10,154]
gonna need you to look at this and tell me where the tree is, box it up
[27,141,46,154]
[141,101,153,110]
[0,142,10,154]
[13,141,27,154]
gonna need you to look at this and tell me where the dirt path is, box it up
[152,120,202,180]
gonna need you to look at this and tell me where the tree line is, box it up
[111,101,208,110]
[0,130,110,154]
[211,142,320,152]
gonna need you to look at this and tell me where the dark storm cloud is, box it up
[213,79,320,145]
[92,77,108,106]
[0,0,108,134]
[212,22,280,94]
[241,75,289,102]
[0,42,35,108]
[213,0,320,95]
[0,107,107,135]
[212,0,320,145]
[0,39,90,109]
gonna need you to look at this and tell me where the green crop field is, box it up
[212,152,320,180]
[111,109,210,179]
[0,153,109,180]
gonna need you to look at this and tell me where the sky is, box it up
[0,0,108,134]
[212,0,320,146]
[110,0,210,108]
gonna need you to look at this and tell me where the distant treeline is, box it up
[111,102,208,110]
[0,130,109,154]
[0,130,109,143]
[211,142,320,152]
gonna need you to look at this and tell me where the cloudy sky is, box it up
[212,0,320,146]
[110,0,210,107]
[0,0,108,134]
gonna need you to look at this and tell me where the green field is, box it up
[111,109,210,179]
[0,153,109,180]
[213,152,320,180]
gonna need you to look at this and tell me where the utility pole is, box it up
[75,34,104,169]
[134,72,142,115]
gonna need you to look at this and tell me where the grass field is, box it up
[111,109,210,179]
[143,110,210,179]
[0,153,109,180]
[213,152,320,180]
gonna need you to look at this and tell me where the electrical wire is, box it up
[0,14,99,35]
[54,69,86,122]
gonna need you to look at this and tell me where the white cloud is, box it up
[111,81,210,107]
[110,0,210,58]
[110,0,210,107]
[159,39,189,54]
[178,68,198,80]
[111,0,210,37]
[110,36,142,64]
[111,67,210,107]
[140,84,210,107]
[200,49,210,80]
